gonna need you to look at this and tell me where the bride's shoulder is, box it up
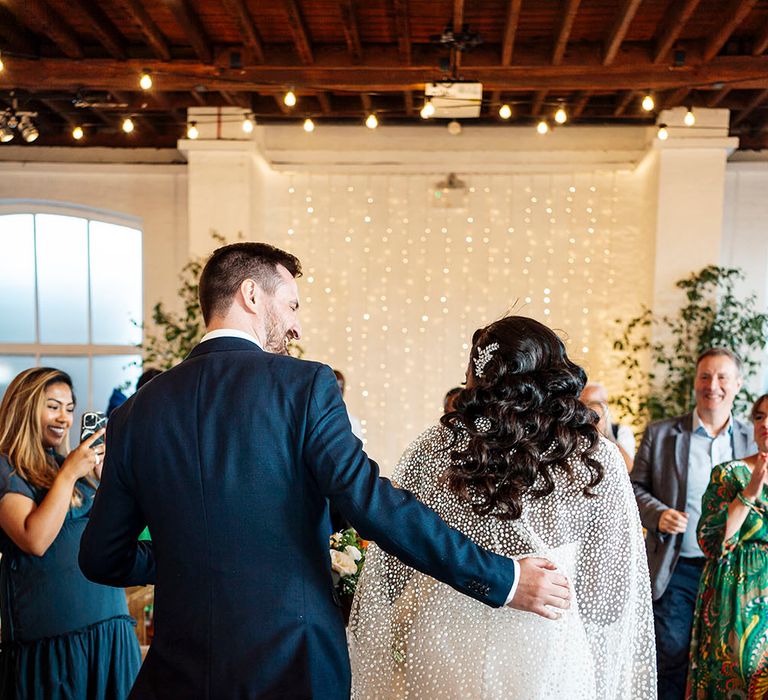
[392,424,459,490]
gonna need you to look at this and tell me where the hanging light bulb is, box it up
[303,118,315,132]
[657,123,669,140]
[684,107,696,126]
[641,94,655,111]
[420,100,435,119]
[554,105,567,124]
[187,121,199,139]
[242,114,254,133]
[365,113,378,129]
[139,69,153,90]
[122,117,134,133]
[498,104,512,120]
[536,119,550,135]
[72,125,84,140]
[284,90,297,107]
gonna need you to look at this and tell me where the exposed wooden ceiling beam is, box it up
[272,93,291,114]
[653,0,701,64]
[38,97,77,126]
[753,19,768,55]
[221,0,265,64]
[189,89,207,105]
[707,85,732,106]
[501,0,523,66]
[603,0,643,66]
[69,0,127,60]
[660,86,691,109]
[7,55,768,93]
[403,90,414,115]
[452,0,465,70]
[552,0,581,66]
[392,0,411,65]
[317,92,332,115]
[732,87,768,126]
[166,0,213,65]
[701,0,758,63]
[360,93,373,113]
[571,90,592,118]
[283,0,314,65]
[339,0,363,64]
[0,5,38,56]
[5,0,84,59]
[219,90,250,109]
[531,89,547,116]
[614,90,635,116]
[115,0,171,61]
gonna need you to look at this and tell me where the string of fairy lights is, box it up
[0,59,698,143]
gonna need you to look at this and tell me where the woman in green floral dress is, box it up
[687,393,768,699]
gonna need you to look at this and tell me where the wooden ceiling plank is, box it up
[613,90,635,116]
[603,0,644,66]
[190,89,207,105]
[339,0,363,64]
[361,93,373,113]
[116,0,171,61]
[317,92,332,114]
[571,90,592,118]
[660,86,691,109]
[283,0,314,65]
[273,94,291,114]
[221,0,265,63]
[653,0,702,64]
[531,89,547,116]
[392,0,411,65]
[6,0,84,59]
[403,90,414,115]
[501,0,523,66]
[707,85,732,106]
[69,0,127,60]
[166,0,213,65]
[752,18,768,55]
[701,0,758,63]
[0,6,38,56]
[453,0,465,34]
[732,87,768,125]
[552,0,582,66]
[38,97,76,126]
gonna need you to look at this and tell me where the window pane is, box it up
[36,214,89,344]
[0,355,36,402]
[93,354,142,418]
[40,355,89,446]
[0,215,36,343]
[90,222,142,345]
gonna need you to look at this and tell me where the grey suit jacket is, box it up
[631,412,756,600]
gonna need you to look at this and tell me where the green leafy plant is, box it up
[613,265,768,429]
[139,233,304,368]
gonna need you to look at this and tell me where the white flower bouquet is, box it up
[329,528,368,597]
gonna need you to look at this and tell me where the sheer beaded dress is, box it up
[349,427,656,699]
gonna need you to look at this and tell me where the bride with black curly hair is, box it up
[349,316,656,699]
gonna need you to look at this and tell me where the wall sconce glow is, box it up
[72,126,84,140]
[139,70,153,90]
[536,119,550,135]
[122,117,134,133]
[554,106,567,124]
[641,94,655,111]
[242,115,254,133]
[498,104,512,120]
[657,123,669,140]
[187,121,199,139]
[284,91,297,107]
[303,118,315,132]
[365,113,378,129]
[684,108,696,126]
[420,100,435,119]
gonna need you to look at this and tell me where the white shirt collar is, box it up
[199,328,262,349]
[693,410,733,439]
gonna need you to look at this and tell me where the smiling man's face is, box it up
[694,354,742,417]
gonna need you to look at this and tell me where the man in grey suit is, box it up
[631,347,756,699]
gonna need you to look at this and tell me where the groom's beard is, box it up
[264,305,290,355]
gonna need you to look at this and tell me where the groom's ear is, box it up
[239,278,266,314]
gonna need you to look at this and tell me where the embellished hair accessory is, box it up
[473,342,499,378]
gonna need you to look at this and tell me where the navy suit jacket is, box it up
[80,337,517,699]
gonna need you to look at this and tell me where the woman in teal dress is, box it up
[687,393,768,699]
[0,367,141,699]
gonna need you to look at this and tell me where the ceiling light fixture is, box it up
[284,90,297,107]
[122,117,134,133]
[536,119,550,135]
[19,115,38,143]
[72,125,84,140]
[641,94,655,111]
[684,107,696,126]
[303,118,315,132]
[498,104,512,120]
[420,100,435,119]
[554,105,567,124]
[365,113,378,129]
[187,121,199,139]
[242,114,255,133]
[0,119,14,143]
[657,123,669,140]
[139,69,153,90]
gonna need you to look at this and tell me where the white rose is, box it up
[330,533,342,547]
[330,549,358,577]
[344,545,362,562]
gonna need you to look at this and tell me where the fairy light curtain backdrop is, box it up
[266,169,654,473]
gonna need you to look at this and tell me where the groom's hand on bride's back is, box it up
[507,557,571,619]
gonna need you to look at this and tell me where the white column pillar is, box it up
[643,108,738,317]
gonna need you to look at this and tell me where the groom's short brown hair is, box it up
[199,242,302,324]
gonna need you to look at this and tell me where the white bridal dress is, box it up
[349,427,656,699]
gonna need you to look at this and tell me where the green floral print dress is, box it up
[687,460,768,700]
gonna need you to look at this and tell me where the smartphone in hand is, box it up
[81,411,107,448]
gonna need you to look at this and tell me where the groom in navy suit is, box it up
[80,242,570,698]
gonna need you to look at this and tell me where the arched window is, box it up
[0,205,143,436]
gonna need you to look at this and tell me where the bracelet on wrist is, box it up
[736,492,756,507]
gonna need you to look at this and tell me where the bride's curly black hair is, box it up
[439,316,603,520]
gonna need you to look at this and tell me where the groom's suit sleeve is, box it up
[304,364,517,608]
